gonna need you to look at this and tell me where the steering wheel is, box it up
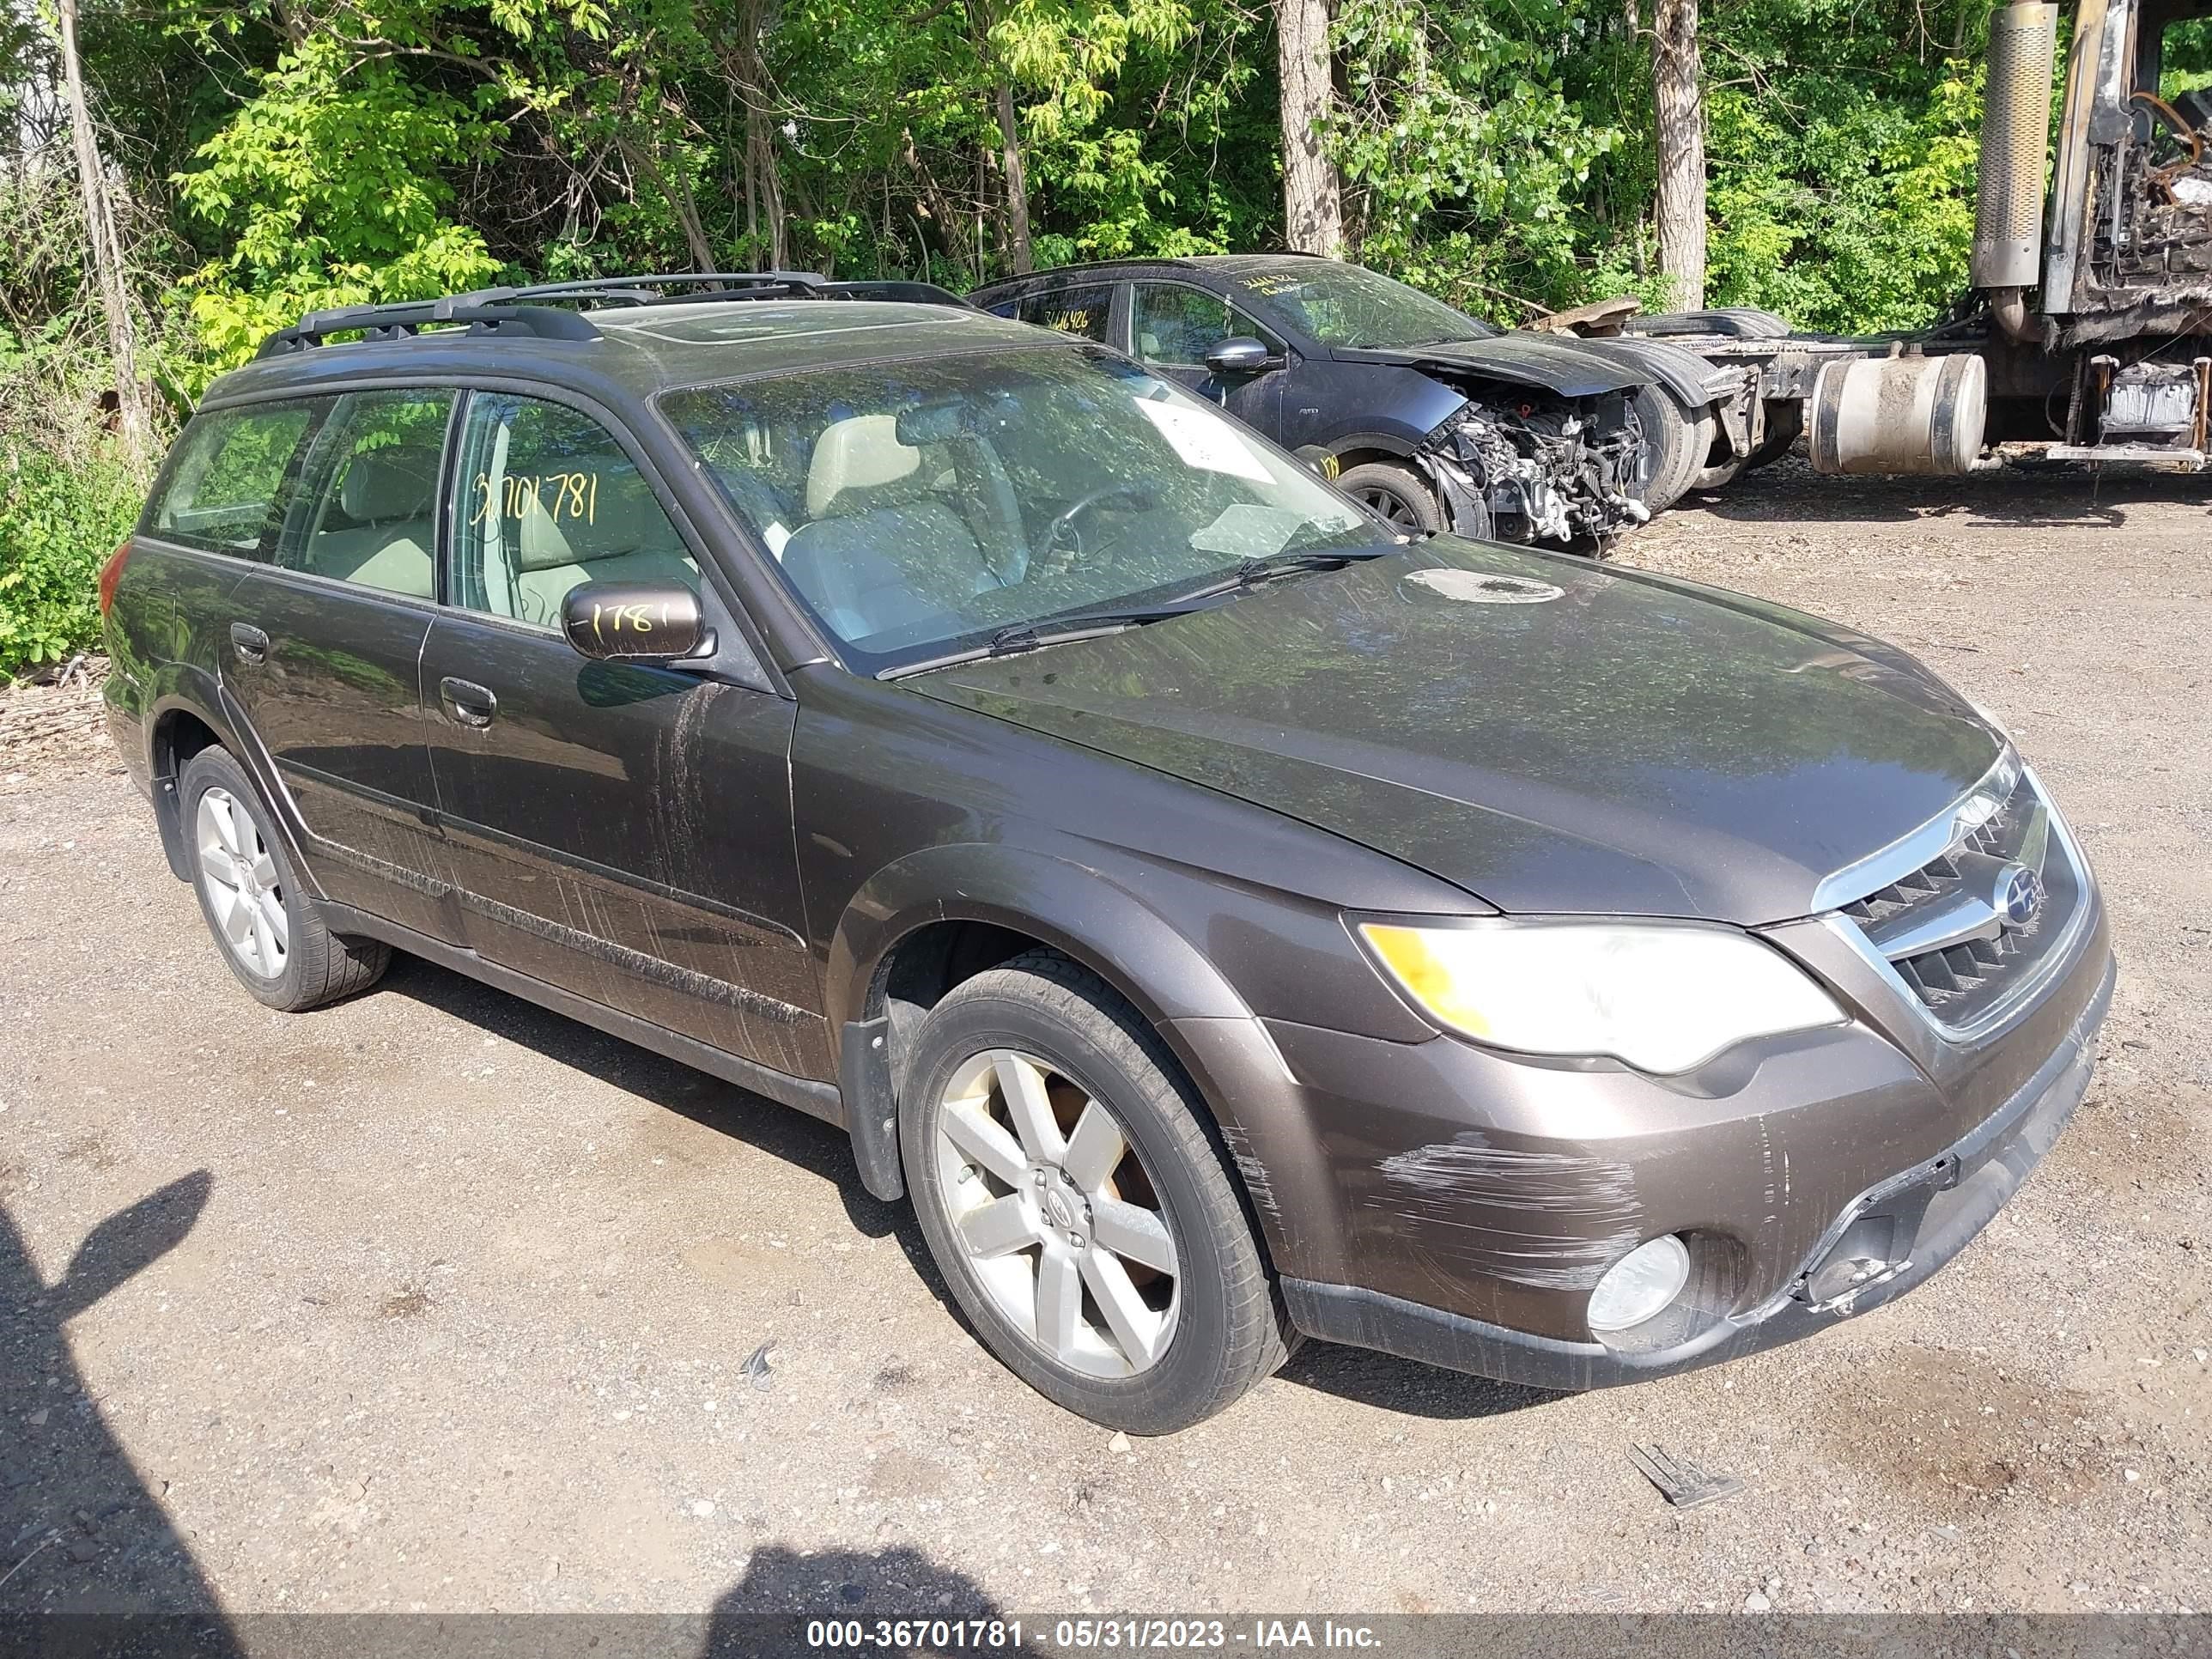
[2129,90,2204,186]
[1036,483,1158,576]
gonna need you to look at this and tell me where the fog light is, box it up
[1587,1235,1692,1333]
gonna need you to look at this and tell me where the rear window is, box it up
[145,401,322,557]
[1014,285,1115,343]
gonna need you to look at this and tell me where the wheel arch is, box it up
[828,845,1290,1243]
[147,677,238,882]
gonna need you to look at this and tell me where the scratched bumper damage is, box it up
[1172,884,2114,1393]
[1414,389,1649,545]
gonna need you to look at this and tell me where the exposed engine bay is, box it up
[1417,388,1649,544]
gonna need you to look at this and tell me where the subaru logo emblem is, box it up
[1997,863,2043,927]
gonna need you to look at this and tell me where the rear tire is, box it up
[1337,461,1443,538]
[179,747,390,1012]
[899,950,1291,1433]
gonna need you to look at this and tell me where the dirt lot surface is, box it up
[2,462,2208,1621]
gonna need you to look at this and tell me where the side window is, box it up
[1130,284,1275,367]
[283,389,454,599]
[1017,285,1114,343]
[451,393,700,629]
[145,402,320,558]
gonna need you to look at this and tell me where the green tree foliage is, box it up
[0,0,2104,669]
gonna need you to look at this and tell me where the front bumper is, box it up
[1277,953,2111,1389]
[1169,881,2113,1390]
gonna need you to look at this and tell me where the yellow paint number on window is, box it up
[469,470,601,528]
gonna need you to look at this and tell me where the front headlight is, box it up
[1357,920,1846,1074]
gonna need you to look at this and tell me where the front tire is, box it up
[1336,461,1444,538]
[179,747,390,1012]
[899,951,1291,1433]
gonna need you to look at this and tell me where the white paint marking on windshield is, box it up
[1133,396,1273,484]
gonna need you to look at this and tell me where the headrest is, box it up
[340,447,437,521]
[806,414,933,518]
[511,466,668,571]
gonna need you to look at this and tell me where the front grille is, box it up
[1838,768,2084,1032]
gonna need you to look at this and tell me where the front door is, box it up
[418,389,827,1079]
[221,387,459,941]
[1126,281,1286,438]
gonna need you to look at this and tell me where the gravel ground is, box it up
[1,460,2207,1621]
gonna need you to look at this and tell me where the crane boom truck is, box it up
[1613,0,2212,478]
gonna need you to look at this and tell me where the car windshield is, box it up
[663,348,1383,674]
[1230,263,1496,349]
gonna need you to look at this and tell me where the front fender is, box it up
[827,843,1333,1265]
[827,842,1258,1036]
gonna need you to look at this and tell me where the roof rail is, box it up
[460,271,832,307]
[257,300,602,358]
[459,272,973,310]
[257,271,972,356]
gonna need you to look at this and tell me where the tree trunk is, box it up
[618,135,718,272]
[1650,0,1707,310]
[1274,0,1342,257]
[58,0,144,458]
[993,76,1032,276]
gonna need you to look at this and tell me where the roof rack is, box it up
[258,271,973,356]
[258,300,603,358]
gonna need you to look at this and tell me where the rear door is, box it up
[1125,280,1286,438]
[417,388,827,1079]
[216,387,460,942]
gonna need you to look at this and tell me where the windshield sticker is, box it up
[1133,397,1272,484]
[1404,568,1564,605]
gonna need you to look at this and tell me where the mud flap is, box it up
[842,1015,904,1202]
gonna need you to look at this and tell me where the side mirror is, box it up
[561,580,713,664]
[1205,336,1278,378]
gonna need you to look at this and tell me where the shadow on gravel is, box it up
[708,1542,1017,1620]
[1277,1340,1558,1421]
[377,955,964,1312]
[0,1172,240,1642]
[1677,459,2209,529]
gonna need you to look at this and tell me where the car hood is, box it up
[907,540,2003,925]
[1336,332,1729,407]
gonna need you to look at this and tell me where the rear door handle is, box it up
[439,677,498,729]
[228,623,269,665]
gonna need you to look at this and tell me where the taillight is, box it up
[96,538,132,617]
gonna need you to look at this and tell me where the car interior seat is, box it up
[303,447,440,598]
[780,414,1020,644]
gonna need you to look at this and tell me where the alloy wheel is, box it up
[196,787,289,979]
[933,1048,1181,1377]
[1354,484,1423,531]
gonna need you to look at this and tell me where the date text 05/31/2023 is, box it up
[803,1618,1384,1650]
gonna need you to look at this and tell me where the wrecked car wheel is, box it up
[1627,386,1714,513]
[1337,462,1443,537]
[900,950,1292,1433]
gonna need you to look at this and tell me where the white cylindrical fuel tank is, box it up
[1808,353,1989,476]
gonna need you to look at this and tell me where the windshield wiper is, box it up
[1167,546,1395,605]
[878,548,1396,680]
[878,605,1198,680]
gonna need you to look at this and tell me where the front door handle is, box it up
[228,623,269,665]
[439,677,498,729]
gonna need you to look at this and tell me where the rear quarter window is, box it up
[144,400,322,558]
[1018,285,1115,343]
